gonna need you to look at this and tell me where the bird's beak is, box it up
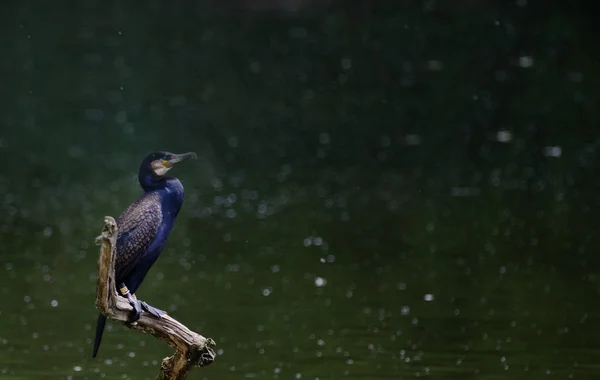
[165,152,197,168]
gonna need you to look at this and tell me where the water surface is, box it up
[1,1,600,379]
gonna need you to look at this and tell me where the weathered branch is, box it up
[95,216,216,380]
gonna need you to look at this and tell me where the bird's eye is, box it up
[162,155,168,160]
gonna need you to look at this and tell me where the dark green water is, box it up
[3,171,600,379]
[1,1,600,379]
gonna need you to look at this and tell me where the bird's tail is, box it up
[92,313,107,358]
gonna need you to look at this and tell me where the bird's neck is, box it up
[161,177,185,208]
[139,174,178,190]
[139,175,185,213]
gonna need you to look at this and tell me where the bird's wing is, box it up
[114,192,163,283]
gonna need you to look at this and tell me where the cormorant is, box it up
[92,151,196,358]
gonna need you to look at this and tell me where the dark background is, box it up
[1,1,600,379]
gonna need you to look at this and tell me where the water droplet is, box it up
[319,133,330,144]
[543,146,562,158]
[43,227,53,237]
[496,130,512,142]
[303,237,312,247]
[341,58,352,70]
[249,61,261,74]
[518,56,534,68]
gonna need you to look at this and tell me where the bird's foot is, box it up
[140,301,167,318]
[119,283,142,322]
[129,299,142,322]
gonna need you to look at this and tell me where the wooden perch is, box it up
[95,216,216,380]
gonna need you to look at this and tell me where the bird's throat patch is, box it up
[151,159,172,176]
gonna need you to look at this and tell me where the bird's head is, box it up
[140,151,197,179]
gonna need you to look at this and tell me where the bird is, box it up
[92,151,197,358]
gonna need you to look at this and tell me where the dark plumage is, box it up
[92,151,196,358]
[114,193,162,285]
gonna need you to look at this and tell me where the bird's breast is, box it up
[159,191,183,222]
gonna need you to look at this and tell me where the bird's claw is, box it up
[118,283,165,320]
[140,301,167,318]
[129,299,142,322]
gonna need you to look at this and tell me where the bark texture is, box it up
[95,216,216,380]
